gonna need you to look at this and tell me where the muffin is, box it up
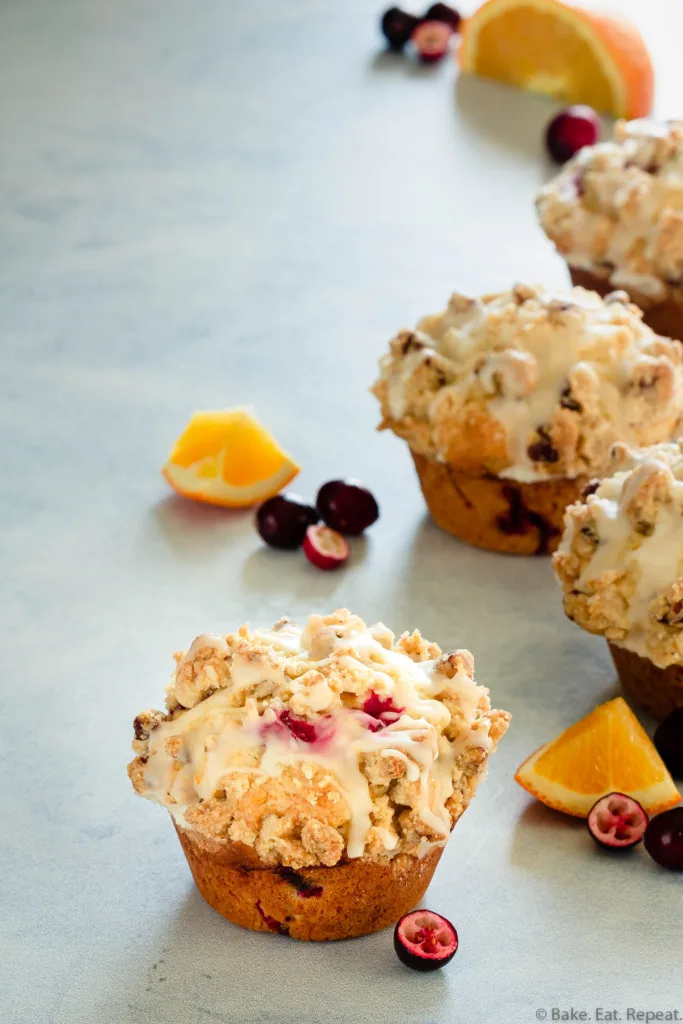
[536,119,683,341]
[555,440,683,719]
[128,609,510,941]
[372,283,683,555]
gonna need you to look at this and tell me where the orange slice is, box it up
[162,408,299,508]
[459,0,654,119]
[515,697,681,818]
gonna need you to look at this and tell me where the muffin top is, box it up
[536,119,683,301]
[128,610,510,869]
[372,283,683,483]
[554,440,683,668]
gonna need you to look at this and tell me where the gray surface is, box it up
[2,1,681,1022]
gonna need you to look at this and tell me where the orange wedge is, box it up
[162,408,299,508]
[459,0,654,119]
[515,697,681,818]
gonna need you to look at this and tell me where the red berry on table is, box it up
[545,105,601,164]
[586,793,648,851]
[644,807,683,871]
[394,910,458,971]
[654,708,683,777]
[302,525,349,570]
[316,479,379,536]
[256,493,319,550]
[412,19,453,62]
[424,3,461,30]
[381,7,420,50]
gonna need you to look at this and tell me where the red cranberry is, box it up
[654,708,683,777]
[278,710,318,743]
[644,807,683,871]
[380,7,420,49]
[411,19,452,62]
[256,494,319,550]
[302,524,349,570]
[316,479,379,535]
[423,3,461,29]
[586,793,648,850]
[362,691,404,730]
[394,910,458,971]
[545,105,601,164]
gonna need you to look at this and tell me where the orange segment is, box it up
[459,0,654,119]
[162,408,300,508]
[515,697,681,817]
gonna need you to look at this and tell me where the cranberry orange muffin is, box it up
[372,283,683,555]
[555,441,683,718]
[128,610,510,941]
[536,119,683,341]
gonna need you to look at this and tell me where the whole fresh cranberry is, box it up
[380,7,420,49]
[256,494,319,550]
[644,807,683,871]
[316,479,379,535]
[545,105,601,164]
[423,3,461,29]
[654,708,683,777]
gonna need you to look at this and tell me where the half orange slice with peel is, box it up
[162,408,300,508]
[459,0,654,119]
[515,697,681,818]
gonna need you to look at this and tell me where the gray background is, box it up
[1,1,681,1022]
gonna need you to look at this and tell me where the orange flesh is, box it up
[532,699,674,793]
[473,7,616,111]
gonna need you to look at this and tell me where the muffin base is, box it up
[569,267,683,343]
[411,450,586,555]
[609,643,683,720]
[174,823,444,941]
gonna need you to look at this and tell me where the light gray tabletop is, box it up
[2,1,681,1022]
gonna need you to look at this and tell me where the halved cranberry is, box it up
[587,793,648,850]
[302,524,349,570]
[411,19,452,62]
[394,910,458,971]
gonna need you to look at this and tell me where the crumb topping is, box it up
[537,119,683,301]
[554,440,683,667]
[128,610,510,868]
[372,283,683,482]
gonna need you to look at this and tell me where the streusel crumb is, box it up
[537,119,683,301]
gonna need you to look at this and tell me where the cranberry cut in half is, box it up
[394,910,458,971]
[545,105,601,164]
[256,494,319,550]
[587,793,648,850]
[644,807,683,871]
[302,525,349,570]
[380,7,420,49]
[412,19,452,62]
[654,708,683,777]
[316,479,379,535]
[423,3,461,29]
